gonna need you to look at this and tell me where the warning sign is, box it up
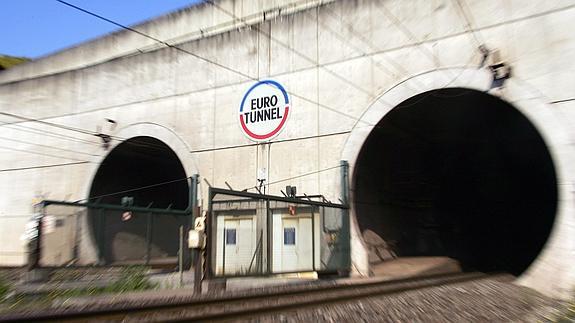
[239,80,290,142]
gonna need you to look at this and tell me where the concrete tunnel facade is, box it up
[0,0,574,299]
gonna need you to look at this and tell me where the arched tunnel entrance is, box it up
[353,88,557,276]
[89,136,189,264]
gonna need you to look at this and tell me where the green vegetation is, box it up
[48,266,156,299]
[0,277,9,301]
[0,55,29,70]
[0,266,156,314]
[554,294,575,323]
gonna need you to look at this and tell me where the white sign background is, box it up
[239,80,290,142]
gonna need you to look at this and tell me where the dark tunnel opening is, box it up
[89,136,189,264]
[353,88,557,276]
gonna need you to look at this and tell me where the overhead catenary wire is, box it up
[453,0,485,47]
[1,107,353,157]
[0,0,384,163]
[54,0,375,127]
[0,144,89,162]
[370,2,442,67]
[0,111,178,153]
[0,1,569,131]
[0,135,100,157]
[2,122,101,146]
[72,163,345,204]
[308,4,458,114]
[11,0,491,143]
[317,4,427,89]
[315,2,475,99]
[9,3,471,156]
[0,1,488,187]
[0,1,564,209]
[314,1,487,131]
[22,1,480,150]
[0,161,90,173]
[242,164,343,192]
[76,176,193,203]
[205,0,377,99]
[0,111,95,136]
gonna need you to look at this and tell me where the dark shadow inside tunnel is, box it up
[353,88,557,276]
[89,136,189,264]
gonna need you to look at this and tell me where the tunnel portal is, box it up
[89,136,189,264]
[353,88,557,276]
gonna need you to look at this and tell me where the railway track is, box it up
[0,272,511,322]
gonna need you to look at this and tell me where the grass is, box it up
[0,277,9,301]
[0,55,29,70]
[48,265,156,299]
[554,297,575,323]
[0,266,157,314]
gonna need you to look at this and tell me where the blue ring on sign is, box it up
[239,80,289,113]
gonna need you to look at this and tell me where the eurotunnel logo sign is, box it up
[239,80,290,142]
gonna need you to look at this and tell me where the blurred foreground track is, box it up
[0,272,511,322]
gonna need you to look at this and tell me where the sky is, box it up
[0,0,203,59]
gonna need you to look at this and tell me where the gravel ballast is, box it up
[1,274,567,322]
[245,279,564,322]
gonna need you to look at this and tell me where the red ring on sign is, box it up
[239,106,290,140]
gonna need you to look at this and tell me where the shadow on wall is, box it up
[88,136,189,264]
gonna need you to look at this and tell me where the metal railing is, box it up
[207,188,350,278]
[29,200,193,268]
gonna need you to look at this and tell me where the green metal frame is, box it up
[206,179,351,279]
[39,174,197,267]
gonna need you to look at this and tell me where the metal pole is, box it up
[222,226,226,276]
[28,204,44,270]
[146,212,152,265]
[190,174,199,229]
[98,208,106,265]
[340,160,349,206]
[340,160,351,273]
[311,208,315,271]
[193,246,201,293]
[266,198,272,274]
[179,225,184,287]
[190,175,202,294]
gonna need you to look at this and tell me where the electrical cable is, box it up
[242,164,343,192]
[318,4,426,90]
[1,0,569,130]
[76,176,192,203]
[0,1,488,181]
[206,0,377,99]
[0,2,567,216]
[0,144,89,162]
[453,0,485,47]
[0,111,95,136]
[11,0,485,143]
[314,3,485,132]
[42,1,479,155]
[370,3,441,68]
[0,111,176,153]
[53,0,375,126]
[0,161,90,173]
[2,122,101,146]
[188,130,350,154]
[0,3,475,167]
[0,135,100,157]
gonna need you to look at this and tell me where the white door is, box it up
[223,218,256,275]
[281,218,313,272]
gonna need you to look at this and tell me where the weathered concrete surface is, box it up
[0,0,574,299]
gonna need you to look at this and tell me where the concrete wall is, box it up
[0,0,574,299]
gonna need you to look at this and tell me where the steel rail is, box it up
[0,272,510,322]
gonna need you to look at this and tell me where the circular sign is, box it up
[239,80,290,142]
